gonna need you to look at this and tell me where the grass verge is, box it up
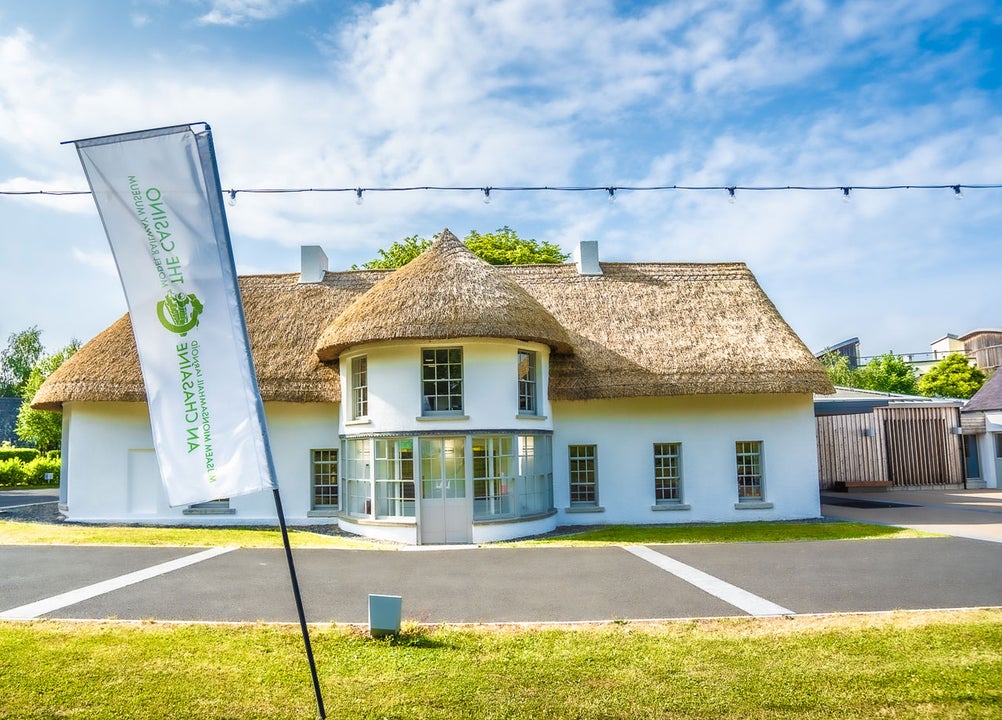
[0,518,929,548]
[516,521,931,545]
[1,610,1000,719]
[0,520,378,549]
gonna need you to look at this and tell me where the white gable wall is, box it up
[61,401,339,524]
[551,393,820,524]
[58,392,820,532]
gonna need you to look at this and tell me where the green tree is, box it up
[0,326,43,398]
[357,227,569,269]
[463,226,567,265]
[855,352,919,394]
[917,353,986,399]
[819,351,859,388]
[357,234,434,269]
[15,339,80,452]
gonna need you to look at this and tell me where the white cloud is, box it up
[0,1,998,352]
[197,0,311,26]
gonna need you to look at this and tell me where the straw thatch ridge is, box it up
[500,262,832,399]
[33,236,833,410]
[32,271,386,411]
[315,229,573,360]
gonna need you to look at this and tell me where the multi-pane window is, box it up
[473,435,515,519]
[311,448,339,509]
[351,356,368,419]
[653,443,682,503]
[374,439,415,517]
[736,441,764,501]
[422,348,463,414]
[517,434,552,515]
[344,438,372,516]
[568,444,598,506]
[517,349,537,415]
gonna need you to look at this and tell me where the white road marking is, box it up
[624,545,794,617]
[0,546,237,620]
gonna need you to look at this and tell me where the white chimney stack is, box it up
[574,240,602,276]
[299,246,328,283]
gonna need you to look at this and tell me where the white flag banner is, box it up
[73,124,276,507]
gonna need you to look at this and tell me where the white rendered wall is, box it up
[61,401,339,525]
[551,393,821,525]
[977,432,1000,488]
[340,339,552,435]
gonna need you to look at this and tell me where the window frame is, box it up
[350,356,368,420]
[568,444,598,507]
[653,442,682,504]
[373,438,415,518]
[310,448,339,510]
[735,440,764,502]
[421,347,464,415]
[472,435,515,520]
[517,349,538,416]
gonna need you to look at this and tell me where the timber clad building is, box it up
[35,230,833,544]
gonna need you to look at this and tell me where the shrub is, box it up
[0,458,28,487]
[24,457,60,485]
[0,448,39,463]
[46,450,61,460]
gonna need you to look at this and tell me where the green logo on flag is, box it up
[157,291,204,335]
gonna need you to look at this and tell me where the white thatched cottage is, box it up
[35,230,832,544]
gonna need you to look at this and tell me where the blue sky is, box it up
[1,0,1000,359]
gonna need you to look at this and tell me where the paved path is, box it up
[0,488,58,509]
[2,536,1000,624]
[822,488,1002,543]
[3,488,1000,625]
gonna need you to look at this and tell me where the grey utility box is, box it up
[368,594,402,638]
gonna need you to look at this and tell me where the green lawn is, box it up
[0,520,378,549]
[2,611,1000,719]
[516,521,929,545]
[0,518,928,548]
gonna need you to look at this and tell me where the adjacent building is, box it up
[961,369,1002,489]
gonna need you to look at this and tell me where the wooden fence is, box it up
[817,405,964,490]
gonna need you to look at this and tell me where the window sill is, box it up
[516,414,547,421]
[183,507,236,515]
[565,505,605,514]
[344,418,371,427]
[734,501,774,510]
[651,503,691,511]
[307,509,339,517]
[415,414,470,422]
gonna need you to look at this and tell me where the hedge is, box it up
[0,448,40,463]
[0,457,60,487]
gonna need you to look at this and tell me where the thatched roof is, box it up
[964,368,1002,412]
[34,232,832,411]
[315,230,572,360]
[501,262,831,399]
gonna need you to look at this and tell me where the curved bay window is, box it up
[341,432,553,523]
[374,438,415,517]
[473,436,514,518]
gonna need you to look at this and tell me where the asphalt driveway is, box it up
[2,536,1000,624]
[3,487,1001,625]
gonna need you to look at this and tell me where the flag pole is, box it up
[198,125,326,719]
[272,488,327,719]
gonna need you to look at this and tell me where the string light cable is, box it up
[3,183,1001,201]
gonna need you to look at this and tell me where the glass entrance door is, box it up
[419,437,470,544]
